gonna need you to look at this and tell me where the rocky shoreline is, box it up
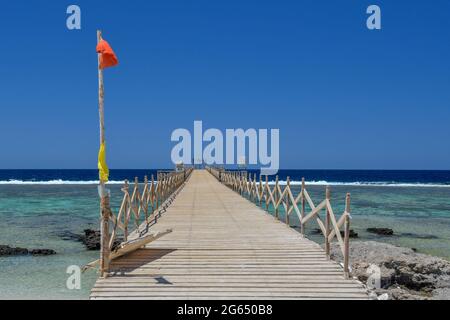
[327,241,450,300]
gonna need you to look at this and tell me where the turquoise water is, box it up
[1,184,450,299]
[0,185,124,299]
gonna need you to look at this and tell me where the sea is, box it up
[1,169,449,299]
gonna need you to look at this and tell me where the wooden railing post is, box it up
[151,174,155,213]
[259,174,262,207]
[161,174,165,201]
[244,172,247,195]
[248,173,251,198]
[133,177,139,230]
[253,173,257,202]
[162,173,165,202]
[265,175,269,211]
[248,173,251,200]
[143,175,149,221]
[123,179,129,241]
[275,175,279,218]
[286,176,290,225]
[238,172,241,193]
[325,186,331,259]
[237,172,240,193]
[344,193,351,279]
[156,173,160,211]
[300,177,305,235]
[234,172,241,192]
[243,172,245,195]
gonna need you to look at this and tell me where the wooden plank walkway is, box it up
[90,170,368,300]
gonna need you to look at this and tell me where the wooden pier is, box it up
[90,170,368,300]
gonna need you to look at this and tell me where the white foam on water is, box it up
[0,179,448,187]
[0,179,125,185]
[267,180,450,187]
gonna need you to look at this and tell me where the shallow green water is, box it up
[0,184,449,299]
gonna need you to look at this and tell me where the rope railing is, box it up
[92,167,193,276]
[206,166,352,278]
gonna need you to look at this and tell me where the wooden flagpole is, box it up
[97,30,110,277]
[97,30,105,146]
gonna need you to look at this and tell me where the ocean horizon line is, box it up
[1,168,450,171]
[1,179,449,188]
[1,169,449,187]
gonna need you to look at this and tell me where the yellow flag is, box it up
[98,142,109,182]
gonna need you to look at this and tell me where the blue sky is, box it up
[0,0,449,169]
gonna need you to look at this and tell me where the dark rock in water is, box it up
[0,245,29,256]
[0,245,56,256]
[312,228,358,238]
[367,228,394,236]
[57,230,84,242]
[327,241,450,300]
[401,233,439,240]
[29,249,56,255]
[83,229,123,251]
[59,229,122,251]
[346,230,359,238]
[84,229,101,250]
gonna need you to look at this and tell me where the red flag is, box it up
[96,39,118,69]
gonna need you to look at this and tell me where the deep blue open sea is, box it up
[1,169,450,186]
[1,169,450,299]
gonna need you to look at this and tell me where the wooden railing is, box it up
[206,167,352,278]
[91,168,193,276]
